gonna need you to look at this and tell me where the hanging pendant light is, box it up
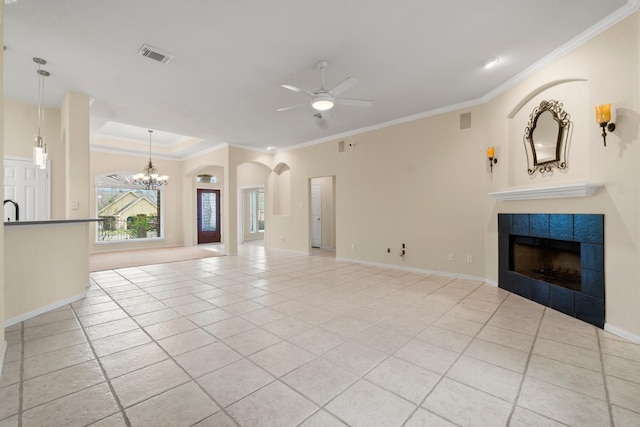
[133,130,169,190]
[33,57,50,169]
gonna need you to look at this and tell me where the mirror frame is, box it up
[523,100,571,175]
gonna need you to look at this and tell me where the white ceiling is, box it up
[3,0,634,159]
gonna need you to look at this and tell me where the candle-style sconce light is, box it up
[486,146,497,173]
[595,103,615,147]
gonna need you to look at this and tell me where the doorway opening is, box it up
[239,186,265,245]
[197,189,221,244]
[309,176,336,254]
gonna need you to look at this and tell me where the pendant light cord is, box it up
[148,130,153,164]
[37,63,44,136]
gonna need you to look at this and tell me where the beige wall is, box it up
[61,92,90,218]
[4,100,65,218]
[263,13,640,339]
[4,95,91,221]
[268,141,339,252]
[180,146,271,254]
[4,223,88,322]
[484,13,640,339]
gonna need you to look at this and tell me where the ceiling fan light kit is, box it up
[311,94,335,111]
[279,60,373,114]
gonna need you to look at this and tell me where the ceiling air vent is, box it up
[138,44,174,64]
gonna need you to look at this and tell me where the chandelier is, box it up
[33,57,50,169]
[133,130,169,190]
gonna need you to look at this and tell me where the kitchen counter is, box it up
[4,219,99,325]
[4,218,103,226]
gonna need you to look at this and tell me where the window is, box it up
[96,174,163,242]
[196,174,217,183]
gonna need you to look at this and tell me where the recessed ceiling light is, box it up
[267,146,275,151]
[481,57,500,69]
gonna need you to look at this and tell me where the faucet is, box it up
[4,199,19,222]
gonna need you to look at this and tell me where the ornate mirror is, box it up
[523,100,571,175]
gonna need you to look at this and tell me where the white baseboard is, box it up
[266,247,310,256]
[4,292,87,328]
[605,323,640,344]
[260,251,640,342]
[484,278,499,287]
[334,257,489,284]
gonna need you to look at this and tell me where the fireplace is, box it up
[498,214,604,328]
[511,236,581,291]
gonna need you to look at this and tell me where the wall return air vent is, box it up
[138,44,174,64]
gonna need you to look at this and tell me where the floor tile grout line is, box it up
[597,328,616,426]
[503,306,609,426]
[518,314,614,401]
[18,321,24,427]
[10,251,637,427]
[503,301,546,426]
[298,283,471,427]
[98,270,247,426]
[401,289,513,427]
[70,293,133,427]
[142,264,435,423]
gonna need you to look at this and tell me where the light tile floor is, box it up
[2,245,640,426]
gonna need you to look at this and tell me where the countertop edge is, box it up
[4,218,104,227]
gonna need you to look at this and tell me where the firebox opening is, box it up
[509,235,581,291]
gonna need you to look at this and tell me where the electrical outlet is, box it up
[466,255,473,263]
[448,254,454,261]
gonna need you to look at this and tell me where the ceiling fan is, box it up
[278,61,373,113]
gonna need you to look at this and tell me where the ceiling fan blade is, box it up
[329,77,358,96]
[281,84,315,97]
[335,98,373,108]
[277,103,307,112]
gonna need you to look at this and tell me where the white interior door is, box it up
[311,183,321,248]
[4,157,50,221]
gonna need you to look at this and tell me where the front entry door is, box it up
[197,189,221,243]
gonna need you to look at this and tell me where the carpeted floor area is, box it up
[89,245,224,272]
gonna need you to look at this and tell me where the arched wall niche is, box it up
[506,80,589,187]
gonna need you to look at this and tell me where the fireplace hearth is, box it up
[498,214,604,328]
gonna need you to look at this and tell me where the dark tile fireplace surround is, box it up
[498,214,604,328]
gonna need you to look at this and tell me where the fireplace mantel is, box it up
[489,182,602,201]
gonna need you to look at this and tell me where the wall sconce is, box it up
[486,146,497,173]
[595,103,615,147]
